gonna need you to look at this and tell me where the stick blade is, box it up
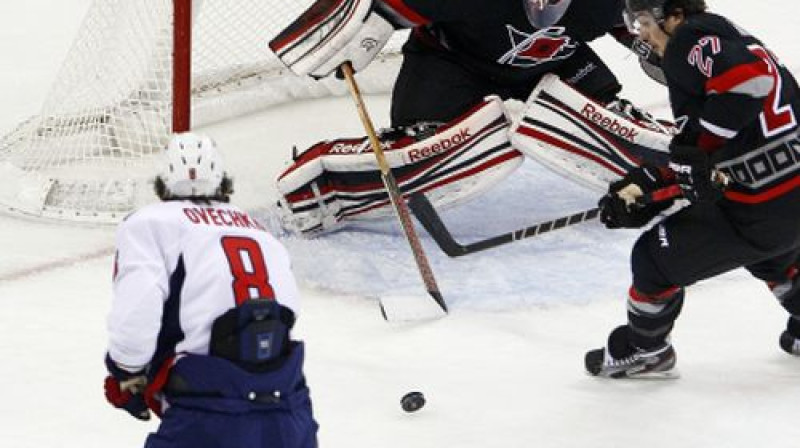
[379,294,448,322]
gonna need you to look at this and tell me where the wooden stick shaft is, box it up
[340,64,446,311]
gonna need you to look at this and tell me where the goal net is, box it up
[0,0,405,223]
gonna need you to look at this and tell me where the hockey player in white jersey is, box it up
[103,133,318,448]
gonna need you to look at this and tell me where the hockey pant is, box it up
[275,96,523,236]
[626,203,800,348]
[145,343,317,448]
[510,74,674,192]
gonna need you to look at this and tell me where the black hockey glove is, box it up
[668,144,727,204]
[104,354,151,421]
[598,164,673,229]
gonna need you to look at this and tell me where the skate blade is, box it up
[588,368,681,380]
[624,368,680,380]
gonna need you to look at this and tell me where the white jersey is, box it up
[107,200,299,371]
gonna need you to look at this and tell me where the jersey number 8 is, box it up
[221,236,276,305]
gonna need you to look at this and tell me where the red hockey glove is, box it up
[104,355,151,421]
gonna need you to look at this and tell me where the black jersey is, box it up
[380,0,625,85]
[662,13,800,212]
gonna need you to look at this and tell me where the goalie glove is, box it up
[104,354,151,421]
[269,0,395,79]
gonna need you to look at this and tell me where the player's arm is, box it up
[107,213,172,368]
[380,0,511,24]
[268,0,511,78]
[104,212,173,420]
[661,31,769,203]
[667,31,774,151]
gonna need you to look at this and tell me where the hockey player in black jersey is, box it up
[381,0,634,126]
[586,0,800,378]
[269,0,672,236]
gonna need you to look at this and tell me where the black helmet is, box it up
[625,0,707,21]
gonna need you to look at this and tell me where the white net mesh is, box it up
[0,0,405,222]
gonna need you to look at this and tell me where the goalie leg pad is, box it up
[510,74,673,192]
[276,96,523,236]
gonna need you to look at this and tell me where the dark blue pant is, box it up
[145,344,318,448]
[144,404,317,448]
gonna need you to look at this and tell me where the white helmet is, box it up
[158,132,227,198]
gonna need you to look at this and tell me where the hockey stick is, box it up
[408,193,600,257]
[340,63,448,319]
[409,184,683,258]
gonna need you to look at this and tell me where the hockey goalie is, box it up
[269,0,674,236]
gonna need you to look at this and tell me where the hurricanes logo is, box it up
[497,25,578,68]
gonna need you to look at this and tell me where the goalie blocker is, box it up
[276,96,523,235]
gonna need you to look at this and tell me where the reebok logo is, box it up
[566,62,597,84]
[408,128,471,162]
[581,103,640,142]
[329,142,372,154]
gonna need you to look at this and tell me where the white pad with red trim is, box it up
[275,96,523,236]
[268,0,394,78]
[510,74,673,191]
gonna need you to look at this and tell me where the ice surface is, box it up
[2,2,800,447]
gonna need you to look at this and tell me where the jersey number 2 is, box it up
[221,236,275,305]
[749,45,797,137]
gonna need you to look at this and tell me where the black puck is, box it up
[401,391,425,413]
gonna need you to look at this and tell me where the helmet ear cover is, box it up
[154,174,233,202]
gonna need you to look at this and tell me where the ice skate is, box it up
[585,325,678,379]
[779,330,800,356]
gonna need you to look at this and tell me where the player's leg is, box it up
[390,32,491,127]
[146,343,317,448]
[511,46,673,191]
[585,205,775,378]
[276,34,524,236]
[747,247,800,355]
[276,95,523,236]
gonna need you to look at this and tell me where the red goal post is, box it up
[0,0,405,223]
